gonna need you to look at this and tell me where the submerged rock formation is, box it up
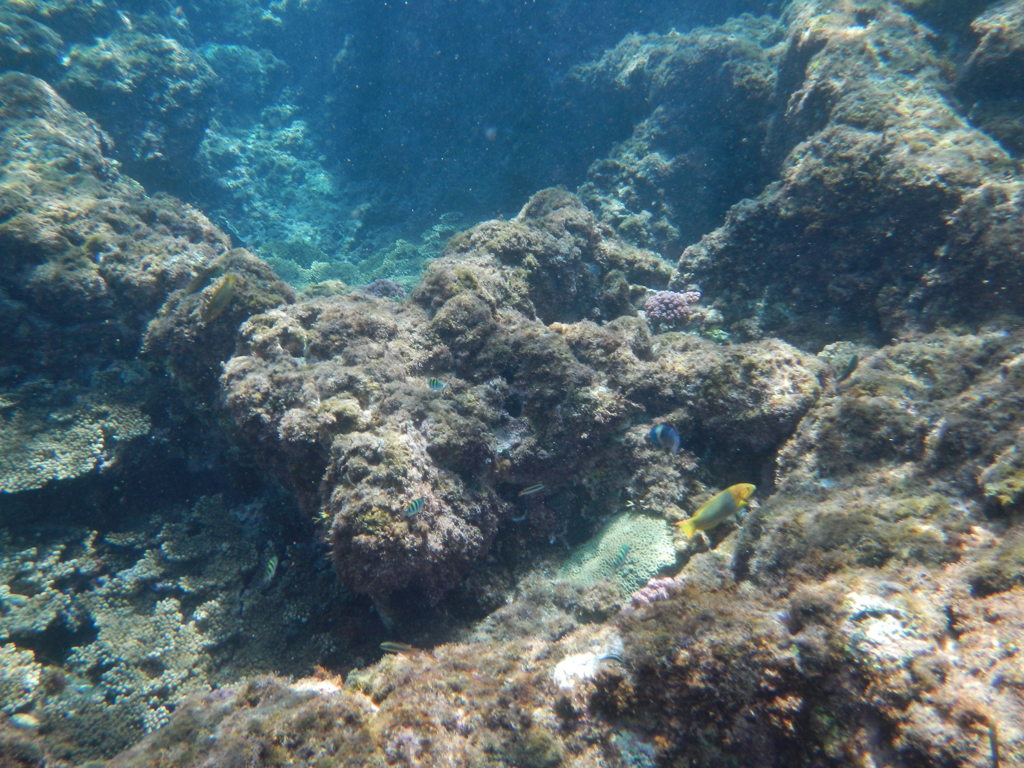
[98,326,1024,768]
[2,1,1024,766]
[0,72,292,495]
[220,188,822,607]
[577,0,1024,347]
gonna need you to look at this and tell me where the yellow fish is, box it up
[677,483,756,538]
[202,273,237,321]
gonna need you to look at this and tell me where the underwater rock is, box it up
[0,72,228,374]
[743,328,1024,585]
[94,577,641,768]
[0,494,350,762]
[575,14,785,254]
[57,31,217,187]
[573,0,1024,346]
[143,247,295,401]
[219,189,820,606]
[958,0,1024,155]
[0,10,64,79]
[0,72,229,496]
[0,71,292,506]
[776,328,1024,493]
[670,0,1022,346]
[5,0,124,44]
[442,187,672,324]
[98,527,1024,768]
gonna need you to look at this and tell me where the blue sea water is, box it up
[179,0,775,272]
[1,0,1023,764]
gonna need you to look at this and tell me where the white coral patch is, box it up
[290,678,343,697]
[552,631,624,691]
[553,652,601,691]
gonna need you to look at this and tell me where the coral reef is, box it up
[0,69,307,763]
[571,0,1024,346]
[4,2,1024,767]
[195,103,352,256]
[88,268,1024,768]
[0,69,294,458]
[0,494,351,761]
[0,374,150,494]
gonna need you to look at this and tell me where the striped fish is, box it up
[261,552,279,588]
[380,641,417,655]
[609,543,631,569]
[518,483,545,497]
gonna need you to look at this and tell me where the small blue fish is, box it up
[427,377,446,391]
[404,498,425,517]
[518,483,545,497]
[648,424,680,455]
[836,354,859,383]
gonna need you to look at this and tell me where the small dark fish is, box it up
[518,483,545,497]
[380,641,416,655]
[648,424,680,455]
[609,543,631,569]
[836,354,859,383]
[426,377,447,391]
[404,497,425,517]
[202,273,238,321]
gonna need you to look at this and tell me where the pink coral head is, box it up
[642,290,700,327]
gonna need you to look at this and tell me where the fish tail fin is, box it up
[677,519,696,539]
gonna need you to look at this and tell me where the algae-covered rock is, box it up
[978,442,1024,510]
[575,14,784,254]
[220,189,820,607]
[0,10,63,78]
[0,493,349,761]
[58,31,217,185]
[0,72,245,498]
